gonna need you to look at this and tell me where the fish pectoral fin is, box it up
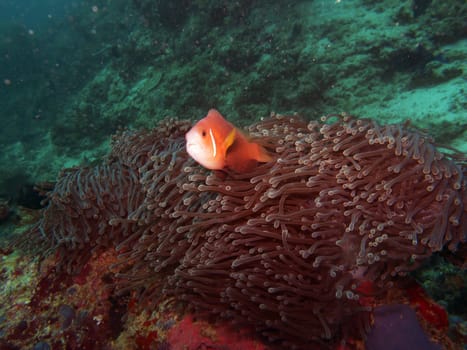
[222,128,237,154]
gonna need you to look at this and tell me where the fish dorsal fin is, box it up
[222,128,236,155]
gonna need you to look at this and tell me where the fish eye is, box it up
[201,130,206,137]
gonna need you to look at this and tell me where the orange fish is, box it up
[185,109,272,173]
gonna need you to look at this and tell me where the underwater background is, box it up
[0,0,466,349]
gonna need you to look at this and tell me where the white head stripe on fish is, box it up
[209,128,217,158]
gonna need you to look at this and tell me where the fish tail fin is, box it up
[253,143,273,163]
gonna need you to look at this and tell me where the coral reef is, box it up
[1,0,466,348]
[0,198,10,222]
[25,114,466,348]
[1,0,466,200]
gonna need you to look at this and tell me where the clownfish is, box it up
[185,109,272,173]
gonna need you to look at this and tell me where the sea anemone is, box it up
[30,113,466,348]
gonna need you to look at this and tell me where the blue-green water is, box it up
[0,1,465,349]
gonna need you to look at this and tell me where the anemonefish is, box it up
[185,109,272,173]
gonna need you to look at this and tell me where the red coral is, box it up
[167,315,266,350]
[407,284,449,330]
[135,330,159,350]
